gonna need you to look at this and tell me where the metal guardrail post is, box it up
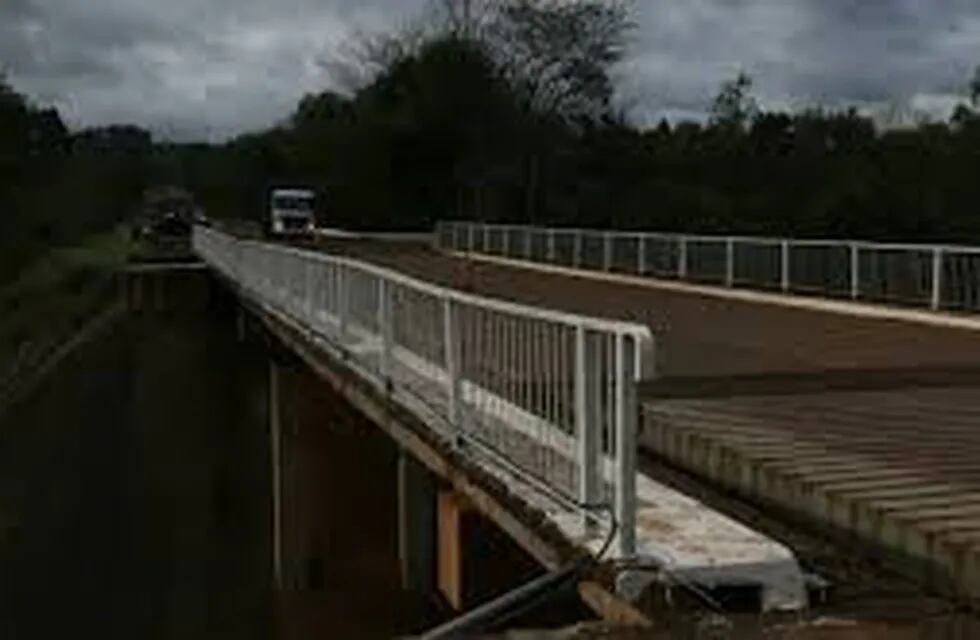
[378,279,392,385]
[678,237,688,279]
[548,229,556,263]
[603,232,613,272]
[932,247,944,311]
[781,240,790,292]
[524,228,533,260]
[573,231,583,269]
[725,238,735,287]
[850,243,860,300]
[638,234,647,275]
[502,226,510,257]
[575,326,598,533]
[338,265,348,336]
[468,224,476,254]
[482,224,490,254]
[443,297,462,446]
[306,260,316,319]
[614,334,637,557]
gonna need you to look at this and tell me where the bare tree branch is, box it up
[482,0,634,123]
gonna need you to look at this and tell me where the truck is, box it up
[268,188,316,238]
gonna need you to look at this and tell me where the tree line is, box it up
[4,0,980,285]
[0,77,156,281]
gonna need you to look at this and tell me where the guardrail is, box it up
[436,222,980,312]
[194,226,655,556]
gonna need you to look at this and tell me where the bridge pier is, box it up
[397,449,435,595]
[437,489,472,610]
[269,360,284,591]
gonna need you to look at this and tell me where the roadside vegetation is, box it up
[164,0,980,242]
[4,0,980,289]
[0,230,130,407]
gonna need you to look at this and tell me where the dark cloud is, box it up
[1,0,427,139]
[625,0,980,125]
[2,0,980,139]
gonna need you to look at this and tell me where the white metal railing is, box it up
[437,222,980,312]
[194,226,655,556]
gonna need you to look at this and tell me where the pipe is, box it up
[419,560,587,640]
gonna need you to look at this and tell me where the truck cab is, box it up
[269,188,316,238]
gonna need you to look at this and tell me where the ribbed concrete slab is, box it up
[640,386,980,601]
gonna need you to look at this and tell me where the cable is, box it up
[491,504,620,628]
[586,502,618,562]
[609,558,727,615]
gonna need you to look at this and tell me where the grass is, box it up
[2,230,131,297]
[0,229,132,395]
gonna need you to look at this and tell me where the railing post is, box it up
[443,297,462,446]
[614,334,637,557]
[482,223,490,254]
[502,226,510,257]
[468,224,476,254]
[932,247,944,311]
[638,234,647,276]
[850,242,860,300]
[548,229,556,263]
[573,231,583,269]
[781,240,790,293]
[678,237,688,279]
[378,279,392,386]
[575,326,598,533]
[338,265,348,337]
[603,232,613,272]
[524,228,533,260]
[306,260,315,320]
[725,237,735,287]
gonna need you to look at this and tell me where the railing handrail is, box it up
[195,225,655,557]
[446,221,980,256]
[241,236,655,341]
[441,221,980,313]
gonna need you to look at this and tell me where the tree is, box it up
[291,91,350,129]
[749,112,793,155]
[710,72,757,132]
[483,0,634,124]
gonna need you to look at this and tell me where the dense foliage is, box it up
[4,0,980,287]
[0,76,156,281]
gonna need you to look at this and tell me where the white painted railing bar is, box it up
[850,243,860,300]
[437,222,980,313]
[678,237,688,279]
[931,247,943,311]
[195,226,654,557]
[777,240,789,292]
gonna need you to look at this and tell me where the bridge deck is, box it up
[316,237,980,600]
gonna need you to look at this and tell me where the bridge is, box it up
[190,220,980,625]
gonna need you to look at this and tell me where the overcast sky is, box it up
[3,0,980,140]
